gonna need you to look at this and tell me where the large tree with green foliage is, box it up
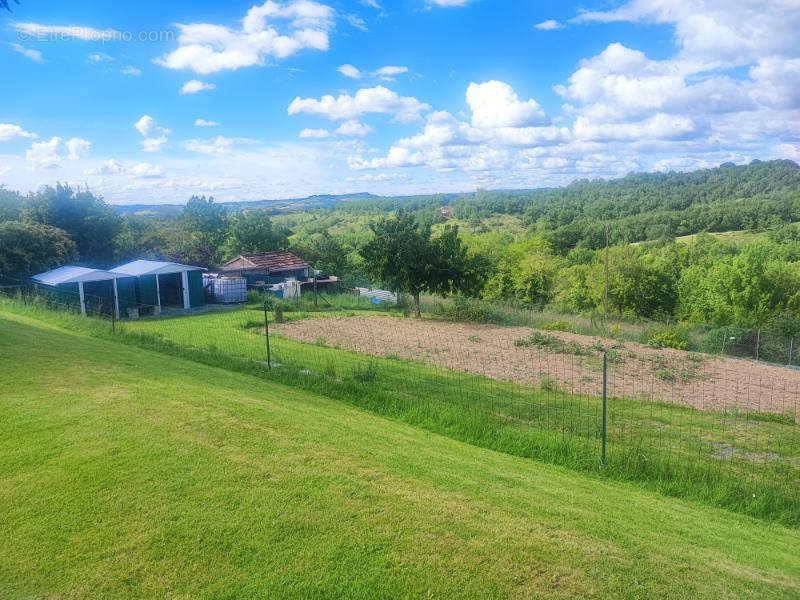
[22,184,121,266]
[170,196,228,267]
[222,211,289,259]
[360,211,487,317]
[0,221,77,278]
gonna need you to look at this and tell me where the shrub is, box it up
[539,320,575,333]
[647,327,689,350]
[273,302,285,323]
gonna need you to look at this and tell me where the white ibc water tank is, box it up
[204,274,247,303]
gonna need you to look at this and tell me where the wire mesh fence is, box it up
[1,276,798,524]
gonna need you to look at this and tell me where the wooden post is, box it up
[313,272,318,308]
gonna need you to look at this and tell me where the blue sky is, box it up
[1,0,799,204]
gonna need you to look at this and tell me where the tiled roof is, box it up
[223,251,309,271]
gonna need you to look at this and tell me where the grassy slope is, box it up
[1,313,799,599]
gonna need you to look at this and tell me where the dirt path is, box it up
[273,315,800,417]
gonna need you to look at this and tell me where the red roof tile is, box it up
[221,251,309,272]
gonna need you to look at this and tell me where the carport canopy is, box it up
[31,265,124,317]
[110,260,204,310]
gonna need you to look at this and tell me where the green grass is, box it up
[2,314,800,598]
[3,297,797,527]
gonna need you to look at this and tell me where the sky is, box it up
[1,0,799,205]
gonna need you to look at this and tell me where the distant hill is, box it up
[114,192,382,217]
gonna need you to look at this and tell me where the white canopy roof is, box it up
[31,266,119,286]
[111,260,204,276]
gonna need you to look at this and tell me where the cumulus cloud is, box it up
[334,120,373,136]
[194,118,220,127]
[133,115,171,152]
[427,0,472,6]
[121,65,142,76]
[337,63,361,78]
[299,128,331,138]
[23,136,91,169]
[373,65,408,81]
[65,137,92,160]
[466,80,549,128]
[534,19,562,30]
[155,0,335,75]
[84,158,124,175]
[0,123,37,142]
[180,79,217,94]
[87,52,111,64]
[183,135,234,155]
[288,85,430,122]
[130,162,165,178]
[10,43,44,63]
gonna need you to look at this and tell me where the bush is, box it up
[539,319,576,333]
[273,302,285,323]
[647,327,689,350]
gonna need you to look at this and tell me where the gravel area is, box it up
[273,315,800,418]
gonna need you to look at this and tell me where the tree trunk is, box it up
[413,292,421,318]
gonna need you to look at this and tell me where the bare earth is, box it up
[273,315,800,417]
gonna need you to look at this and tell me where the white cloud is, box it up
[14,22,120,42]
[183,135,234,155]
[84,158,124,175]
[155,0,335,75]
[140,136,168,152]
[0,123,37,142]
[194,118,220,127]
[130,162,165,178]
[133,115,171,152]
[180,79,217,95]
[87,52,111,63]
[466,80,549,128]
[288,85,430,122]
[122,65,142,76]
[26,137,64,169]
[427,0,471,6]
[534,19,563,30]
[299,128,331,138]
[334,120,372,137]
[337,63,361,78]
[344,14,368,31]
[65,137,92,160]
[10,43,44,63]
[373,65,408,81]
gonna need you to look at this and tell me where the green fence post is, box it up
[602,352,607,466]
[264,301,272,370]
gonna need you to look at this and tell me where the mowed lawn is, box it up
[0,313,799,599]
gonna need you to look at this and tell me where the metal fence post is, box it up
[789,337,794,366]
[111,305,116,334]
[602,352,607,466]
[263,301,272,370]
[756,328,761,361]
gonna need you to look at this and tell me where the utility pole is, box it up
[604,223,610,321]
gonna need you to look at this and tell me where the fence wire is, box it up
[1,277,798,524]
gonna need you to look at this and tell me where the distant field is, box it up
[1,312,800,598]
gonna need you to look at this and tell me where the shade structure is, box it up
[110,260,205,310]
[31,266,133,318]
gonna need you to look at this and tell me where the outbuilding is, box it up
[31,265,137,318]
[110,260,206,311]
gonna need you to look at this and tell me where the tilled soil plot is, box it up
[273,315,800,417]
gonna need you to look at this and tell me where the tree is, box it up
[23,184,121,266]
[223,211,289,258]
[0,221,77,278]
[170,196,227,267]
[0,188,24,222]
[360,211,487,317]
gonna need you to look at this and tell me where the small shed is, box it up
[220,251,310,285]
[31,265,137,318]
[111,260,205,311]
